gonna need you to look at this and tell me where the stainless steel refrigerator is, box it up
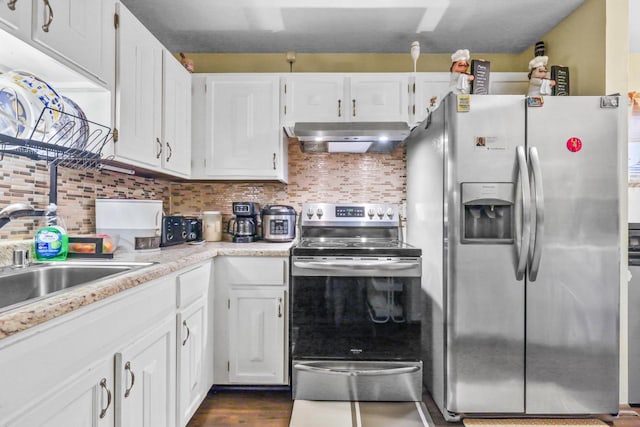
[406,94,622,420]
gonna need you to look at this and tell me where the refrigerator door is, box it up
[525,97,620,414]
[445,95,527,413]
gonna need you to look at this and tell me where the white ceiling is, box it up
[120,0,586,54]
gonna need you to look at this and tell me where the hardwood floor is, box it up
[187,387,293,427]
[187,387,640,427]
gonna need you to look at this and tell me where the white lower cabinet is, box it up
[0,260,215,427]
[11,356,115,427]
[175,261,213,427]
[228,288,285,384]
[214,256,289,385]
[115,315,176,427]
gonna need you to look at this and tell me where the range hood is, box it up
[288,122,411,153]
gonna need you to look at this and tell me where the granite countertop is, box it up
[0,241,294,341]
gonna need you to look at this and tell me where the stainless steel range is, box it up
[290,203,422,402]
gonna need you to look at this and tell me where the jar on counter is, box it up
[203,211,222,241]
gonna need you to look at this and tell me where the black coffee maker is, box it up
[227,202,260,243]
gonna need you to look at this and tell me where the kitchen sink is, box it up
[0,261,156,313]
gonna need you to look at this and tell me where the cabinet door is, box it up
[32,0,115,85]
[116,315,175,427]
[283,75,345,124]
[177,297,207,427]
[0,0,30,37]
[228,288,286,384]
[116,3,163,169]
[412,72,450,124]
[11,357,114,427]
[205,75,282,178]
[349,74,409,122]
[162,51,192,177]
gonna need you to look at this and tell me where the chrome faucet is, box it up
[0,202,55,229]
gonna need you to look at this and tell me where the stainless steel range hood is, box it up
[288,122,410,153]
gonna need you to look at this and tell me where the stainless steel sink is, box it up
[0,261,156,313]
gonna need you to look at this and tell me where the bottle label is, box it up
[36,229,63,258]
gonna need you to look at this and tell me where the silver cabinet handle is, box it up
[294,260,418,271]
[41,0,53,32]
[352,99,356,117]
[272,152,276,170]
[166,142,172,162]
[277,297,282,318]
[99,378,112,419]
[515,146,532,281]
[528,146,544,281]
[124,361,135,398]
[338,99,342,117]
[182,320,190,346]
[7,0,17,11]
[294,364,419,377]
[156,138,162,159]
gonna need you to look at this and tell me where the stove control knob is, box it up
[307,208,314,219]
[368,208,375,219]
[316,208,324,219]
[377,208,384,219]
[386,208,395,219]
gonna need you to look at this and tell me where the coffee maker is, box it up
[227,202,260,243]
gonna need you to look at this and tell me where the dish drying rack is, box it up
[0,106,113,169]
[0,106,114,206]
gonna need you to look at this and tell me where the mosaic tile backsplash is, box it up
[0,139,406,241]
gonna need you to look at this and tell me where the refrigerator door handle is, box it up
[516,146,532,281]
[528,146,544,281]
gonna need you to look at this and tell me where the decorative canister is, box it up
[202,211,222,241]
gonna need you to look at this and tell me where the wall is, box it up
[0,139,405,241]
[533,0,607,96]
[179,52,527,74]
[0,155,172,240]
[170,138,406,229]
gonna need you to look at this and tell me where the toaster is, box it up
[185,217,203,242]
[161,216,187,246]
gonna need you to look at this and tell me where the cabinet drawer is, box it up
[221,257,288,286]
[177,262,212,309]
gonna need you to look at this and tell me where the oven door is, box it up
[290,255,422,400]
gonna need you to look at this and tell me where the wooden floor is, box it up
[187,387,640,427]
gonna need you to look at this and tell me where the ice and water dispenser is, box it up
[461,183,514,243]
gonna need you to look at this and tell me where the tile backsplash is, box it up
[0,139,406,241]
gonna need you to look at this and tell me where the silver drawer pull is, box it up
[182,320,190,346]
[294,364,419,377]
[99,378,112,419]
[124,361,135,397]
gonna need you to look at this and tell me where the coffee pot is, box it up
[227,202,260,243]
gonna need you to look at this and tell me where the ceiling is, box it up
[120,0,586,54]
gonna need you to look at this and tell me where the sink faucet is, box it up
[0,203,55,229]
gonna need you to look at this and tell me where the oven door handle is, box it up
[293,260,418,271]
[294,364,419,376]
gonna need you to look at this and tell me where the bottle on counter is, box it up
[203,211,222,242]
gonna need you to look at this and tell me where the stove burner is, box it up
[301,240,404,249]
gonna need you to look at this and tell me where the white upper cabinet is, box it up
[0,0,114,91]
[191,74,286,182]
[0,0,30,38]
[282,73,410,125]
[349,74,409,122]
[31,0,115,87]
[162,51,192,177]
[411,72,450,124]
[282,74,345,124]
[115,3,163,169]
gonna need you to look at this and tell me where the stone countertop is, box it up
[0,241,294,342]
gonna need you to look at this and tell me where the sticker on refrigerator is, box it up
[456,95,470,112]
[474,136,503,150]
[566,137,583,152]
[527,96,544,107]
